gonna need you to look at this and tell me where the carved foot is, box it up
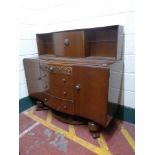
[88,121,100,139]
[36,100,48,111]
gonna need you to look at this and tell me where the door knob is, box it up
[44,98,48,102]
[63,91,67,95]
[64,38,70,47]
[62,78,66,83]
[50,66,53,70]
[75,84,80,91]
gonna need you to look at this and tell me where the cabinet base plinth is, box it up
[52,109,86,125]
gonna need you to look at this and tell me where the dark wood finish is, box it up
[24,25,124,138]
[85,26,117,58]
[48,72,73,89]
[73,65,109,125]
[36,100,49,111]
[53,31,87,57]
[36,25,123,60]
[88,122,100,138]
[52,110,87,125]
[42,93,74,115]
[37,34,54,55]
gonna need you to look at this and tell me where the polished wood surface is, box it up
[24,25,124,131]
[37,34,53,55]
[48,73,73,89]
[36,25,123,60]
[73,65,109,125]
[85,26,117,58]
[42,93,74,115]
[24,56,121,127]
[53,31,86,57]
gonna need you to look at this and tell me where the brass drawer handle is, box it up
[75,84,80,91]
[64,38,70,47]
[44,98,48,102]
[62,78,66,83]
[48,66,54,72]
[63,91,67,95]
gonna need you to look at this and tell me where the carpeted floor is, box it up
[19,106,135,155]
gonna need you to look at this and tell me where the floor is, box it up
[19,106,135,155]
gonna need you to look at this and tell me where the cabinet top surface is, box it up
[29,54,116,67]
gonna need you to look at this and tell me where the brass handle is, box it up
[63,91,67,95]
[44,98,48,102]
[62,78,66,83]
[64,38,70,47]
[75,84,80,91]
[48,66,54,72]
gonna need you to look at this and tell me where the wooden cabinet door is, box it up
[23,59,45,100]
[53,31,85,57]
[73,65,110,126]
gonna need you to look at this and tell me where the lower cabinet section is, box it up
[49,87,73,100]
[24,57,122,128]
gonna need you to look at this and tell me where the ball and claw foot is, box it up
[88,121,100,139]
[36,100,48,111]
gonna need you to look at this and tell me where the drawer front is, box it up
[43,93,74,115]
[40,64,74,100]
[53,31,85,57]
[48,72,73,100]
[50,87,73,100]
[49,73,73,88]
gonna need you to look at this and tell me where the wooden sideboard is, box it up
[24,25,124,137]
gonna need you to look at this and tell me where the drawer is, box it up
[42,93,74,115]
[49,87,73,100]
[49,73,73,88]
[53,31,85,57]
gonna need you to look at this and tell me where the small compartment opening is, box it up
[85,26,118,58]
[36,33,54,55]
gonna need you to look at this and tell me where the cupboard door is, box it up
[23,59,45,100]
[73,65,110,126]
[53,31,85,57]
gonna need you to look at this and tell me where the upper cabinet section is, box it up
[52,31,87,57]
[36,25,124,60]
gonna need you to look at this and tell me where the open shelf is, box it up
[36,25,123,60]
